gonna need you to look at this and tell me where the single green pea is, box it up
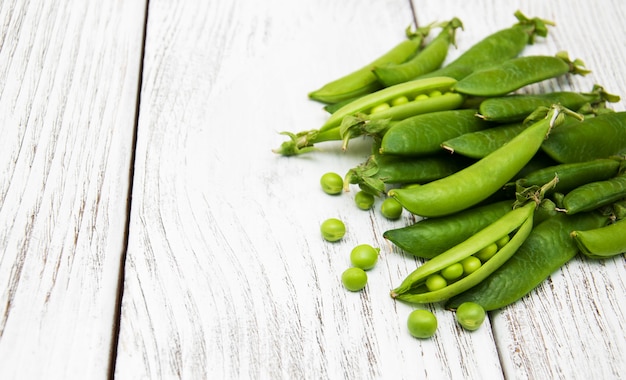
[350,244,380,270]
[370,102,391,114]
[441,263,464,281]
[391,96,409,106]
[355,191,375,210]
[341,267,368,291]
[381,197,403,219]
[461,256,482,275]
[320,172,344,195]
[415,93,429,101]
[475,243,498,262]
[429,90,442,97]
[425,274,448,292]
[455,302,486,331]
[407,309,437,339]
[321,218,346,242]
[495,235,510,248]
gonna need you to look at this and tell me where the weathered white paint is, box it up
[0,0,624,379]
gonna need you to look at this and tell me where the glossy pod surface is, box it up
[562,174,626,215]
[541,111,626,163]
[383,200,513,258]
[571,218,626,259]
[389,106,564,217]
[442,122,526,159]
[446,212,611,311]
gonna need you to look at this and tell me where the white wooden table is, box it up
[1,0,625,379]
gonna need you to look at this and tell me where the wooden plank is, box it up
[117,0,626,379]
[116,0,506,378]
[0,0,146,378]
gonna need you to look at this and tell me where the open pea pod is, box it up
[391,201,535,304]
[571,218,626,259]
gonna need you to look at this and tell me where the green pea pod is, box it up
[515,158,622,194]
[541,111,626,163]
[446,211,611,311]
[453,51,590,97]
[383,200,513,258]
[308,25,432,104]
[321,76,463,132]
[391,201,535,303]
[388,105,575,217]
[419,10,553,81]
[562,174,626,215]
[379,109,493,156]
[373,18,463,87]
[442,122,526,159]
[344,153,472,196]
[477,85,619,122]
[571,218,626,259]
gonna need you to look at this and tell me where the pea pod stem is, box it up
[388,105,580,217]
[391,201,536,303]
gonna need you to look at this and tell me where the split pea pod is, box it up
[344,153,472,196]
[541,111,626,163]
[477,85,619,122]
[453,51,590,97]
[321,76,463,132]
[388,105,573,217]
[562,173,626,215]
[373,18,463,87]
[308,25,431,104]
[419,10,553,81]
[446,211,611,311]
[391,201,535,304]
[383,200,513,259]
[515,158,623,194]
[379,109,494,156]
[571,218,626,259]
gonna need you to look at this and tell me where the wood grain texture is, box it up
[0,0,146,378]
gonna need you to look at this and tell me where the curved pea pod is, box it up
[571,218,626,259]
[477,85,620,122]
[388,105,574,217]
[541,111,626,163]
[453,52,590,97]
[420,10,553,81]
[308,25,431,104]
[562,174,626,215]
[391,202,535,304]
[379,109,493,156]
[442,122,526,159]
[344,153,472,196]
[373,18,463,87]
[515,158,622,194]
[383,200,513,258]
[446,211,611,311]
[321,76,463,132]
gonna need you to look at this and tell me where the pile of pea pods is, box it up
[274,10,626,334]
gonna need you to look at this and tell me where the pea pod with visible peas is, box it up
[308,25,432,104]
[446,211,611,311]
[571,218,626,259]
[419,10,553,81]
[389,105,577,217]
[391,201,536,303]
[373,18,463,87]
[344,153,473,196]
[383,200,514,259]
[562,173,626,215]
[477,85,619,122]
[452,51,590,97]
[379,109,494,156]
